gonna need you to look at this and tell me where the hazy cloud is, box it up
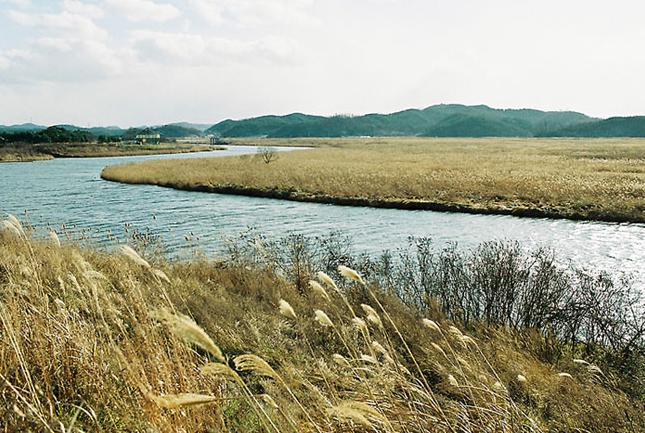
[130,30,297,64]
[0,37,124,82]
[8,9,108,39]
[1,0,645,125]
[0,55,10,70]
[2,2,121,83]
[189,0,317,27]
[63,0,104,19]
[106,0,180,22]
[3,0,31,7]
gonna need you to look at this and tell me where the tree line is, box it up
[0,126,95,144]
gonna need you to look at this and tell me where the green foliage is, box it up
[206,104,595,137]
[0,126,95,144]
[123,124,202,139]
[542,116,645,137]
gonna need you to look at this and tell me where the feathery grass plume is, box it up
[558,372,573,379]
[201,362,244,385]
[587,365,603,375]
[447,374,459,387]
[278,299,297,320]
[203,363,281,433]
[309,280,330,301]
[371,340,394,364]
[422,318,442,333]
[359,354,378,364]
[371,340,387,355]
[448,325,463,337]
[573,358,589,366]
[84,269,107,284]
[360,304,382,327]
[431,342,447,358]
[152,309,225,362]
[327,401,388,428]
[1,220,22,238]
[493,381,506,392]
[118,245,150,268]
[236,356,323,433]
[48,230,61,247]
[456,356,471,370]
[12,404,25,419]
[460,335,477,346]
[6,214,25,237]
[234,354,280,381]
[147,392,219,409]
[517,374,527,383]
[6,214,21,229]
[54,298,66,310]
[352,317,368,332]
[314,309,334,327]
[338,265,365,284]
[260,394,278,409]
[332,354,350,367]
[72,251,93,273]
[152,268,170,283]
[68,273,81,291]
[317,271,338,291]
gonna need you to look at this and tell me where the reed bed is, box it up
[0,215,643,432]
[101,137,645,223]
[0,142,218,162]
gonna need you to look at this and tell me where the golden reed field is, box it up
[101,137,645,223]
[0,216,643,432]
[0,143,219,162]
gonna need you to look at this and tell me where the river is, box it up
[1,145,643,287]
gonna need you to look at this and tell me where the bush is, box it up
[227,231,645,397]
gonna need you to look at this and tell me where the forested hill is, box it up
[5,106,645,139]
[539,116,645,137]
[0,124,203,143]
[206,104,596,137]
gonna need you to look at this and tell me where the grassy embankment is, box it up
[0,142,221,162]
[0,144,54,162]
[101,137,645,223]
[0,216,643,432]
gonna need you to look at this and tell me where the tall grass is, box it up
[101,137,645,222]
[229,231,645,397]
[0,216,643,432]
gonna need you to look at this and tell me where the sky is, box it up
[1,0,645,127]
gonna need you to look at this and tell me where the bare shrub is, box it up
[256,146,277,164]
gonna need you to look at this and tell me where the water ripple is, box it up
[1,146,644,288]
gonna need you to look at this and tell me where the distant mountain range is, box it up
[0,122,207,139]
[206,105,599,138]
[4,105,645,138]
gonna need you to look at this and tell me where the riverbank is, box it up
[0,142,223,162]
[101,137,645,223]
[1,217,642,432]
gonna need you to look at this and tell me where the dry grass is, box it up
[0,216,643,432]
[0,145,53,162]
[39,143,220,158]
[0,142,221,162]
[101,137,645,223]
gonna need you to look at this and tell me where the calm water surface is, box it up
[1,146,644,287]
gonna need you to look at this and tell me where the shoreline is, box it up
[0,155,54,163]
[99,174,644,224]
[0,144,223,162]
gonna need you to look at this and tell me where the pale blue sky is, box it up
[1,0,644,126]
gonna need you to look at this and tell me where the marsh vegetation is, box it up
[1,216,643,432]
[102,137,645,223]
[0,142,221,162]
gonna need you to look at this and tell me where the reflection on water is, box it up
[1,145,644,287]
